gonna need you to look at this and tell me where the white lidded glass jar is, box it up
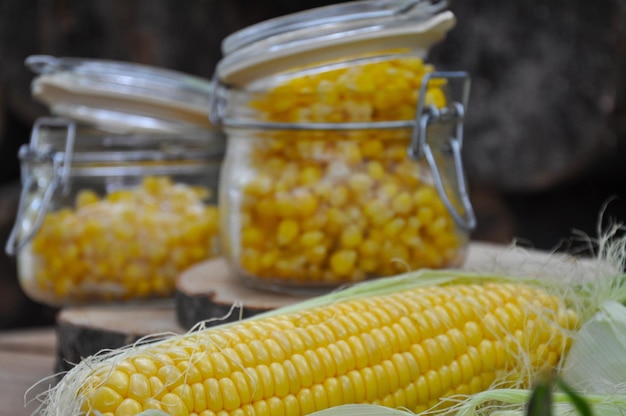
[211,0,476,294]
[7,56,224,306]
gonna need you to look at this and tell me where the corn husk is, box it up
[561,300,626,391]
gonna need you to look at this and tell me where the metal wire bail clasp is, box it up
[5,117,76,255]
[409,71,476,231]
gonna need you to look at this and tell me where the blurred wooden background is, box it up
[0,0,625,329]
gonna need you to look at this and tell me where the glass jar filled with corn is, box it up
[212,0,477,293]
[6,56,225,306]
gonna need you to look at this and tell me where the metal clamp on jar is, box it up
[210,0,476,294]
[7,56,224,306]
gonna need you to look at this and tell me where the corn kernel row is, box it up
[23,176,219,304]
[232,56,466,285]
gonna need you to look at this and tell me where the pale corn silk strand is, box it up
[31,225,626,416]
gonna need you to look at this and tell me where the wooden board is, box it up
[55,301,183,373]
[0,327,57,416]
[175,241,598,329]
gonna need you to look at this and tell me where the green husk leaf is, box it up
[561,300,626,391]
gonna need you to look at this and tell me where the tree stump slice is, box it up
[55,301,183,373]
[175,241,598,329]
[175,259,309,330]
[463,241,594,276]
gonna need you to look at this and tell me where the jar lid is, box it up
[27,55,215,133]
[216,0,456,86]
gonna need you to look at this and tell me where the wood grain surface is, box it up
[0,327,56,416]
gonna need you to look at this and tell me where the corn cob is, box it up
[44,272,581,416]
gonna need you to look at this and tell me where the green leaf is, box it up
[561,300,626,390]
[525,377,553,416]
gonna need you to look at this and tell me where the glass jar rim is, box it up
[30,118,225,165]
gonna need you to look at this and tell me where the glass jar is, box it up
[6,56,225,306]
[211,0,476,294]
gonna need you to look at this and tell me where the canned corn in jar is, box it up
[6,119,223,306]
[6,56,225,306]
[212,0,476,293]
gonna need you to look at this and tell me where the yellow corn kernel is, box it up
[294,190,318,218]
[391,191,414,215]
[91,386,123,413]
[414,186,437,206]
[364,200,393,227]
[255,250,277,271]
[107,189,134,204]
[76,189,100,208]
[115,398,142,416]
[347,173,374,194]
[425,87,447,108]
[350,72,376,92]
[241,227,264,249]
[128,373,151,402]
[366,160,386,180]
[325,208,348,233]
[274,193,298,218]
[299,165,323,186]
[328,186,349,207]
[277,219,300,247]
[133,357,157,377]
[244,176,273,197]
[339,142,363,165]
[340,225,363,249]
[306,246,328,265]
[161,392,188,416]
[329,250,357,277]
[360,140,384,158]
[104,370,129,397]
[299,231,324,248]
[417,206,435,225]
